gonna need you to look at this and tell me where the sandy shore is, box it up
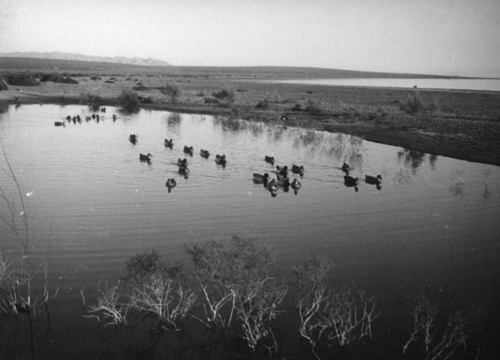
[1,74,499,166]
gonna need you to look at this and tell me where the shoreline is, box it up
[1,78,499,166]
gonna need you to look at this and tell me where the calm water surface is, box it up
[278,78,500,91]
[1,104,499,358]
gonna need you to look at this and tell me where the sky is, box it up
[1,0,499,77]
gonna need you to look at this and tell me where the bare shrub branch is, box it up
[403,294,467,360]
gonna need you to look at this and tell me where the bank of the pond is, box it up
[1,79,499,166]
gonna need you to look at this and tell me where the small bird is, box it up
[184,145,194,156]
[178,165,190,177]
[129,134,138,144]
[215,154,227,166]
[344,175,359,192]
[139,153,152,162]
[291,164,305,177]
[200,149,210,158]
[291,179,301,194]
[264,156,275,165]
[177,158,188,167]
[164,138,173,149]
[344,175,358,187]
[276,165,288,178]
[165,178,177,193]
[365,175,382,190]
[253,173,269,185]
[266,178,278,197]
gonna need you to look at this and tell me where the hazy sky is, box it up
[1,0,499,77]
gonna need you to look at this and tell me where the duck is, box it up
[215,154,227,166]
[344,175,359,192]
[264,156,275,165]
[200,149,210,158]
[365,174,382,185]
[291,179,301,194]
[165,178,177,192]
[365,174,383,190]
[54,121,65,127]
[184,145,194,156]
[129,134,138,144]
[277,173,290,187]
[276,165,288,178]
[266,178,278,196]
[341,163,351,174]
[291,178,301,191]
[164,138,173,149]
[112,114,117,121]
[344,175,358,187]
[253,173,269,185]
[291,164,305,176]
[177,158,188,167]
[139,153,152,162]
[178,165,190,176]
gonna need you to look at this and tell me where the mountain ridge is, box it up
[0,51,171,67]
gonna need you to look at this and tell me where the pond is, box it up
[0,104,499,359]
[276,78,500,92]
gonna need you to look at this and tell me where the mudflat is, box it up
[1,59,499,165]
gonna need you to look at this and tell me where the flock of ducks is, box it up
[129,134,230,194]
[57,110,382,195]
[55,108,116,127]
[129,132,307,197]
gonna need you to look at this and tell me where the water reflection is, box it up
[483,169,493,200]
[449,169,466,197]
[397,149,427,174]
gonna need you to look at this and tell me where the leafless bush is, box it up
[186,235,287,351]
[403,294,467,360]
[293,256,377,359]
[129,273,196,331]
[86,281,128,327]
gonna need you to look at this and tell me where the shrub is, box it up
[118,89,140,112]
[305,100,325,115]
[212,88,235,106]
[40,74,78,84]
[399,93,425,115]
[204,97,218,104]
[5,73,38,86]
[255,98,269,109]
[160,83,181,103]
[83,93,102,110]
[293,256,377,358]
[90,76,101,81]
[185,235,287,351]
[291,103,303,111]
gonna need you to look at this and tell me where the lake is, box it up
[1,104,499,359]
[277,78,500,92]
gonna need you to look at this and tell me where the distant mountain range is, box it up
[0,51,171,67]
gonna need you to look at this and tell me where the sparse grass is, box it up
[160,83,181,103]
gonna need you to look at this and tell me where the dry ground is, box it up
[1,69,499,165]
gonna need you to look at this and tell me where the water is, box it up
[277,78,500,92]
[1,104,499,359]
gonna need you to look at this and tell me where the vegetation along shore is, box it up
[1,57,499,166]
